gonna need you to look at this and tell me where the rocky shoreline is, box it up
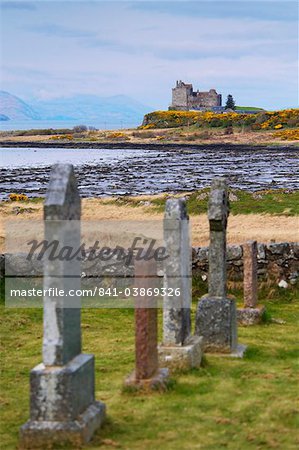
[1,144,299,199]
[0,140,297,151]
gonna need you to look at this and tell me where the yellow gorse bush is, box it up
[141,109,299,130]
[9,193,29,201]
[275,128,299,140]
[107,132,130,140]
[50,134,73,140]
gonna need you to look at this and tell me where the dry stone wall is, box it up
[1,242,298,286]
[192,242,299,285]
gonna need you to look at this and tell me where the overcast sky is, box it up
[0,0,298,109]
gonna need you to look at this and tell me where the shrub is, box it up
[9,193,28,201]
[275,129,299,140]
[73,125,88,133]
[209,118,222,127]
[141,108,299,131]
[107,132,130,140]
[287,117,299,127]
[50,134,73,140]
[132,131,156,139]
[224,126,234,135]
[255,112,269,124]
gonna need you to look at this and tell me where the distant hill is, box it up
[0,91,40,120]
[0,91,151,125]
[30,94,151,124]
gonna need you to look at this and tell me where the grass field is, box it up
[0,282,298,450]
[2,189,299,217]
[103,189,299,216]
[235,106,264,111]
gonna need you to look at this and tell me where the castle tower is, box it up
[170,81,222,111]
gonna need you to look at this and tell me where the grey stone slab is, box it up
[227,245,243,261]
[29,354,95,422]
[124,368,169,392]
[163,198,191,345]
[43,164,82,366]
[237,306,266,326]
[20,401,105,449]
[158,336,203,370]
[44,164,81,221]
[195,295,237,353]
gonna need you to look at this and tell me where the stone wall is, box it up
[192,242,299,285]
[1,243,298,286]
[189,90,222,108]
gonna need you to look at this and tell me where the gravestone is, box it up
[20,164,105,449]
[195,178,245,355]
[158,198,202,369]
[125,256,169,390]
[244,240,258,308]
[237,240,265,325]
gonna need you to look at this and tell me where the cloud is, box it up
[0,2,36,11]
[1,1,297,110]
[129,1,298,22]
[24,23,97,39]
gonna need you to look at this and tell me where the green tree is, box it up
[225,94,236,110]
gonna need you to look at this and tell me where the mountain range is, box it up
[0,90,151,124]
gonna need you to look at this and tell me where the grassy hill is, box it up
[235,106,264,111]
[141,108,299,130]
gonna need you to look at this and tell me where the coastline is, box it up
[0,140,298,150]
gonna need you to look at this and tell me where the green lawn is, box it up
[235,106,264,111]
[0,283,298,450]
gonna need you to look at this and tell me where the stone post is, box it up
[158,198,202,369]
[20,164,105,449]
[207,178,230,298]
[163,198,191,344]
[243,240,258,308]
[237,240,265,325]
[125,256,169,390]
[195,178,245,355]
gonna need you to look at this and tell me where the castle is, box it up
[170,80,222,111]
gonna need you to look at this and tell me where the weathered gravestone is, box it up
[237,240,265,325]
[195,178,246,355]
[158,198,203,369]
[20,164,105,449]
[125,256,169,390]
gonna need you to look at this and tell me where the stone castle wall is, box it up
[171,81,222,110]
[171,86,190,110]
[190,91,222,108]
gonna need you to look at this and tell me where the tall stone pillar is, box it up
[158,198,203,369]
[20,164,105,449]
[195,178,245,356]
[125,256,169,390]
[237,240,265,325]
